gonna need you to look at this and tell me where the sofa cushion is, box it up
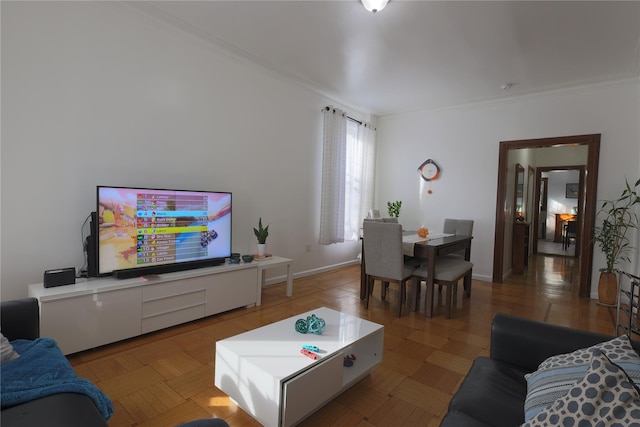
[521,349,640,427]
[536,335,639,370]
[524,335,640,420]
[447,356,528,427]
[1,338,113,420]
[1,393,109,427]
[439,409,496,427]
[0,333,19,365]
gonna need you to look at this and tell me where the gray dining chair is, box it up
[443,218,474,241]
[411,257,473,319]
[441,218,474,293]
[363,221,417,316]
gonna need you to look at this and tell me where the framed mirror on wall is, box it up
[527,166,535,223]
[538,177,548,239]
[514,163,525,221]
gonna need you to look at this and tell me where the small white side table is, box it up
[255,256,294,305]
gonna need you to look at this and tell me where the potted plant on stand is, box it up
[254,217,269,257]
[592,178,640,305]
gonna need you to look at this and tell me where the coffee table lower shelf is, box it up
[214,307,384,427]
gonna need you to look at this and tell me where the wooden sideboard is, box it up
[513,222,530,274]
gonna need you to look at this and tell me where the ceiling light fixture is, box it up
[361,0,389,14]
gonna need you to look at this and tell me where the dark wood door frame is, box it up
[532,166,585,256]
[533,176,549,251]
[492,134,600,297]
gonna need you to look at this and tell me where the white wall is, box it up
[0,2,362,300]
[2,2,639,301]
[376,79,640,296]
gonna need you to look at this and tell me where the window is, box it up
[344,119,375,241]
[319,107,375,245]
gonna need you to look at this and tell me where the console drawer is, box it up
[142,276,206,333]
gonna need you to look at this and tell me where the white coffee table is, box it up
[214,307,383,427]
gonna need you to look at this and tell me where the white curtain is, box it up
[359,123,376,226]
[319,107,347,245]
[344,122,376,241]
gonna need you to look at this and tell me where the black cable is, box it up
[78,213,92,278]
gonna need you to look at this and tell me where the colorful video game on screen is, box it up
[97,187,231,275]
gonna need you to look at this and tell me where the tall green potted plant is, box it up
[592,178,640,305]
[253,217,269,257]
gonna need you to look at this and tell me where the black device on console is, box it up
[44,268,76,288]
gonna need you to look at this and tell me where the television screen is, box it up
[96,186,231,277]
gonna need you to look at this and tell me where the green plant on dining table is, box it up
[592,178,640,274]
[387,201,402,218]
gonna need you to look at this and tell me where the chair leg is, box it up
[397,281,405,317]
[410,277,421,311]
[444,281,454,319]
[425,280,435,317]
[381,282,389,300]
[365,276,372,309]
[463,270,472,297]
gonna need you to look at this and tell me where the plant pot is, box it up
[257,243,266,257]
[598,271,618,306]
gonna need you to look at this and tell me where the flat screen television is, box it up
[96,186,231,279]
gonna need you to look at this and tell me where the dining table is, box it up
[360,231,473,317]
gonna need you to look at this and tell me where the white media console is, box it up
[28,257,293,355]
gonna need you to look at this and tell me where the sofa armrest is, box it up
[0,298,40,341]
[489,312,614,372]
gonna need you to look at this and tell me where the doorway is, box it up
[492,134,600,297]
[533,167,584,258]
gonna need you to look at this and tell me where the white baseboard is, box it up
[263,259,493,287]
[263,259,359,287]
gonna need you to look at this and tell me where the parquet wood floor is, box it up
[68,254,616,427]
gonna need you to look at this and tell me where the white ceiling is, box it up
[131,1,640,117]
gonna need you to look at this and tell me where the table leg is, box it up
[286,263,293,297]
[360,239,366,299]
[256,269,266,306]
[425,247,436,317]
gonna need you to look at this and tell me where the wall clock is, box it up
[418,159,440,181]
[418,158,440,194]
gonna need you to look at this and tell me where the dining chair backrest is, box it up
[442,218,474,260]
[363,221,404,281]
[382,217,398,223]
[457,220,474,236]
[363,218,384,224]
[443,218,457,234]
[443,218,474,236]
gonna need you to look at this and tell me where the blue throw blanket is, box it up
[0,338,113,420]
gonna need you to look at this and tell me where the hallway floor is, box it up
[537,239,576,258]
